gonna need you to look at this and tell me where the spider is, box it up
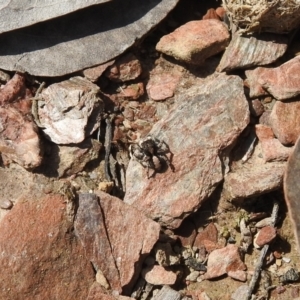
[129,135,174,178]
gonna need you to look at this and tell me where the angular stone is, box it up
[0,0,111,34]
[173,218,197,247]
[38,77,103,144]
[255,124,293,162]
[269,99,300,145]
[105,53,142,82]
[194,223,218,252]
[142,265,177,285]
[82,60,115,82]
[147,69,182,101]
[156,19,230,65]
[0,194,95,299]
[254,226,277,247]
[202,8,220,20]
[124,74,250,228]
[284,136,300,251]
[74,192,160,295]
[217,33,287,72]
[152,285,182,300]
[204,244,246,280]
[0,106,42,169]
[245,56,300,100]
[249,99,265,117]
[0,0,179,76]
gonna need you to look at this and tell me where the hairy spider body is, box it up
[129,135,174,178]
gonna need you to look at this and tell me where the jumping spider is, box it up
[129,135,174,178]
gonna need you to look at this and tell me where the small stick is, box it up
[104,115,114,182]
[31,81,46,128]
[242,136,257,164]
[246,199,279,300]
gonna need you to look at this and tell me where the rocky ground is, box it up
[0,1,300,300]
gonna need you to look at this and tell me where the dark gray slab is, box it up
[0,0,179,76]
[0,0,110,34]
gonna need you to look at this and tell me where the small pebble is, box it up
[280,268,300,283]
[282,257,291,263]
[0,199,13,209]
[186,271,200,282]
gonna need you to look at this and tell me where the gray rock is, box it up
[217,32,288,72]
[0,0,179,76]
[152,285,182,300]
[38,77,103,144]
[0,0,110,34]
[124,74,250,229]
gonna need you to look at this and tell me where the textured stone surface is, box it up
[39,77,103,144]
[146,69,182,101]
[82,60,115,82]
[254,226,277,247]
[152,285,182,300]
[217,33,287,72]
[0,0,110,34]
[142,265,177,285]
[245,56,300,100]
[249,99,265,117]
[105,53,142,82]
[74,192,160,295]
[0,0,179,76]
[255,124,292,162]
[204,244,247,280]
[269,99,300,145]
[284,136,300,251]
[194,223,218,252]
[124,74,249,228]
[156,19,230,65]
[0,194,95,299]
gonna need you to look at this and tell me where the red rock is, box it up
[215,7,226,20]
[156,19,230,65]
[147,70,182,101]
[142,265,177,285]
[202,8,220,20]
[218,33,287,72]
[194,223,218,252]
[269,99,300,145]
[105,53,142,82]
[204,244,247,280]
[152,285,182,300]
[254,226,277,247]
[0,194,95,299]
[75,192,160,295]
[124,74,250,228]
[0,73,26,105]
[245,56,300,100]
[0,106,42,169]
[255,124,292,162]
[120,82,144,100]
[82,60,115,82]
[249,99,265,117]
[135,103,157,123]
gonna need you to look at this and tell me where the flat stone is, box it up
[105,53,142,82]
[142,265,177,285]
[193,223,218,252]
[75,192,160,295]
[38,77,103,144]
[0,0,179,76]
[0,193,95,299]
[269,99,300,145]
[0,0,110,34]
[255,124,292,162]
[156,19,230,65]
[152,285,182,300]
[147,69,182,101]
[124,74,249,228]
[284,136,300,251]
[245,56,300,100]
[204,244,247,280]
[217,33,287,72]
[254,225,277,247]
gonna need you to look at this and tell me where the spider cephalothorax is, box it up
[129,135,174,178]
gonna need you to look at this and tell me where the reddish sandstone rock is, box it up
[194,223,218,252]
[218,33,287,72]
[254,226,277,247]
[147,70,182,101]
[105,53,142,82]
[202,8,220,20]
[142,265,177,285]
[156,19,230,65]
[204,244,247,281]
[0,194,95,300]
[124,74,249,229]
[245,56,300,100]
[255,124,292,162]
[269,99,300,145]
[249,99,265,117]
[82,60,115,82]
